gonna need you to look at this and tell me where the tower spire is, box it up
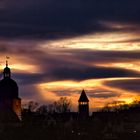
[6,56,10,67]
[3,57,11,78]
[78,89,89,119]
[6,60,8,67]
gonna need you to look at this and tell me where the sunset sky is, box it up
[0,0,140,111]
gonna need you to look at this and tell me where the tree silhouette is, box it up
[36,105,48,115]
[99,99,140,112]
[53,97,71,113]
[28,101,39,112]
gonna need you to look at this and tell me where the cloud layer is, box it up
[0,0,140,39]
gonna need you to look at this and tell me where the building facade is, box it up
[0,61,21,121]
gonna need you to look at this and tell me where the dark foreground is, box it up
[0,120,140,140]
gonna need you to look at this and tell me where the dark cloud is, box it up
[62,49,140,64]
[19,84,40,99]
[104,79,140,93]
[88,92,120,99]
[49,90,80,97]
[19,84,53,104]
[0,0,140,39]
[50,89,120,99]
[12,73,44,85]
[48,66,140,81]
[10,65,140,86]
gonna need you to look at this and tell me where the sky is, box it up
[0,0,140,111]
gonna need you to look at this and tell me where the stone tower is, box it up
[78,90,89,119]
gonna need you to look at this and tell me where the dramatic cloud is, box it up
[87,90,120,99]
[105,79,140,94]
[0,0,140,39]
[4,46,139,85]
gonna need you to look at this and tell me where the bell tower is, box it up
[0,60,22,121]
[78,90,89,119]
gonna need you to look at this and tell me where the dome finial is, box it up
[3,56,11,78]
[6,56,10,67]
[6,60,8,67]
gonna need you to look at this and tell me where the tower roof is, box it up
[3,60,11,79]
[78,90,89,102]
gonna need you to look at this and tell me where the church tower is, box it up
[78,90,89,119]
[0,61,21,121]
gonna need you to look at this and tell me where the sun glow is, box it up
[118,98,134,104]
[0,63,39,73]
[11,64,39,73]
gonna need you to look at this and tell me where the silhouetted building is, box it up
[0,61,21,121]
[78,90,89,119]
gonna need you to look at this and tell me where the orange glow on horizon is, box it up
[118,98,134,105]
[36,78,140,111]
